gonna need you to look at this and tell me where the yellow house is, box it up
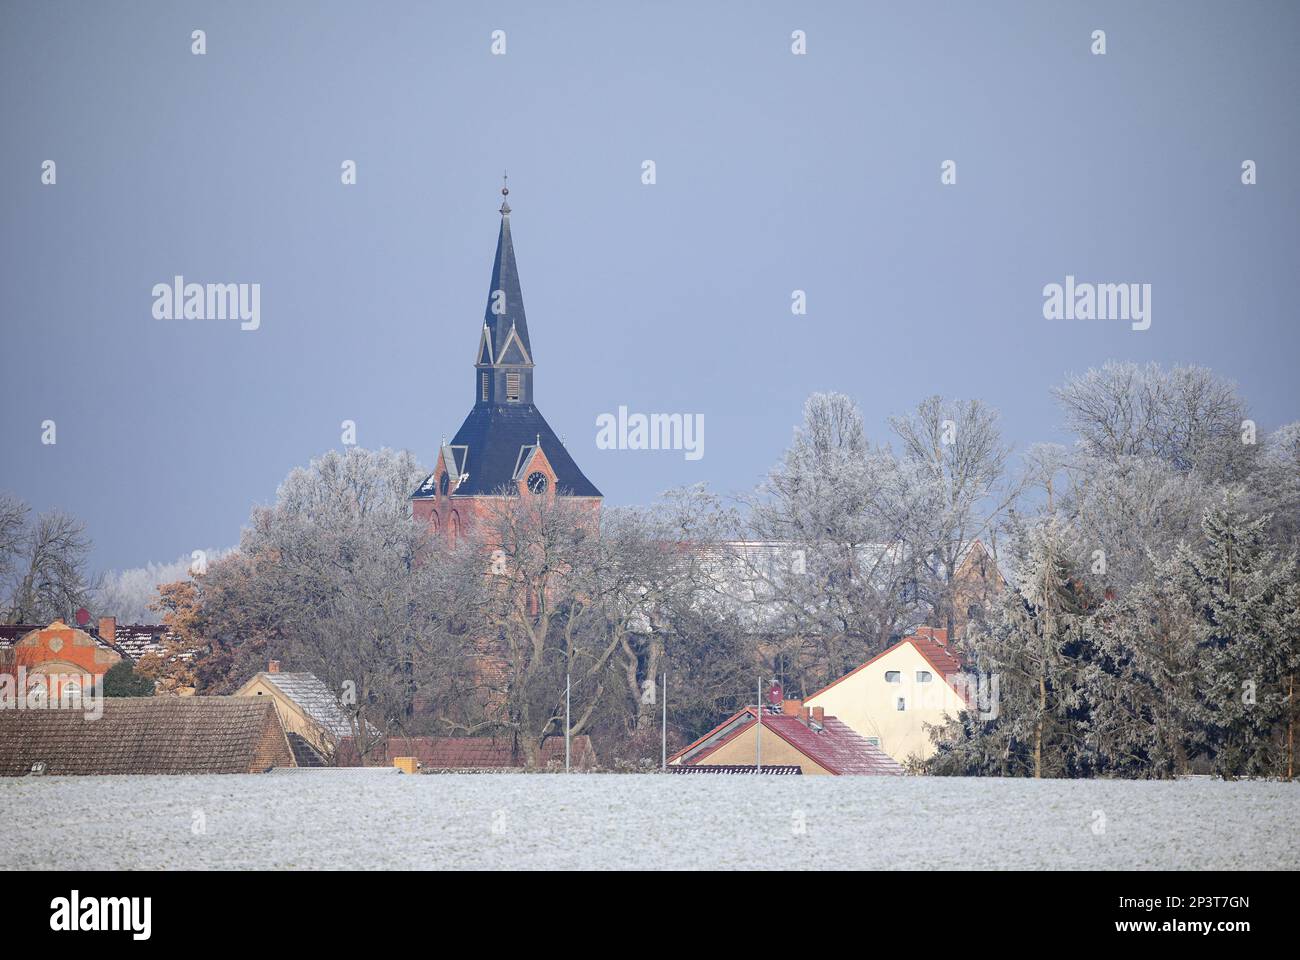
[805,627,970,765]
[668,701,903,775]
[234,662,353,766]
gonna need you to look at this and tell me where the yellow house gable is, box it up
[805,641,968,765]
[234,674,326,752]
[690,722,833,775]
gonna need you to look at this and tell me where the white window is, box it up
[916,670,932,683]
[896,697,906,711]
[61,679,82,707]
[506,372,521,401]
[884,670,901,683]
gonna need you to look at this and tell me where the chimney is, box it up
[98,616,116,644]
[782,698,802,717]
[268,660,281,674]
[798,705,810,724]
[914,625,948,646]
[810,706,825,727]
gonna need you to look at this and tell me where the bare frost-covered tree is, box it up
[1053,361,1255,482]
[431,491,615,769]
[890,395,1019,638]
[0,493,26,598]
[1,494,94,625]
[424,484,757,768]
[741,392,1016,690]
[184,448,459,763]
[1059,454,1213,597]
[745,393,926,686]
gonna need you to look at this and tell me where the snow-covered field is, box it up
[1,772,1294,870]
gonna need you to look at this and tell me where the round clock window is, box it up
[526,472,548,494]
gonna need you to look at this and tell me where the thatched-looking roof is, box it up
[0,697,295,776]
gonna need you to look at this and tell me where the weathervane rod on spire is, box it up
[499,171,511,215]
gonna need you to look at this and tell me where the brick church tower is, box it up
[412,184,602,542]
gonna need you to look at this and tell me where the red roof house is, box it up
[668,700,904,776]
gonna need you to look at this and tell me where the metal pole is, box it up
[565,673,571,773]
[756,676,762,772]
[661,672,667,771]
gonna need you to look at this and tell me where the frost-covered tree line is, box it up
[92,548,234,622]
[140,447,754,766]
[10,360,1291,774]
[924,363,1300,780]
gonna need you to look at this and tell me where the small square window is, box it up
[896,697,906,711]
[865,736,881,747]
[884,670,901,683]
[916,670,932,683]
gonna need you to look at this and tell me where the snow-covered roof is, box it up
[258,672,353,739]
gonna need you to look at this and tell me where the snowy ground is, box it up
[1,772,1294,870]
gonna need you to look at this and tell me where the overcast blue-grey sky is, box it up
[2,0,1298,574]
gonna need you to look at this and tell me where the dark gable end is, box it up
[0,698,294,776]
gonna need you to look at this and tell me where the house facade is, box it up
[0,620,121,705]
[805,626,969,765]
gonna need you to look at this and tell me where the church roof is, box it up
[416,403,600,498]
[412,183,599,502]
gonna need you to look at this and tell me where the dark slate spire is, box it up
[411,178,602,501]
[474,178,535,405]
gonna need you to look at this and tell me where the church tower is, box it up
[412,183,602,542]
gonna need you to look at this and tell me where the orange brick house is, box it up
[0,620,121,705]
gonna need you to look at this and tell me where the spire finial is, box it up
[499,171,511,215]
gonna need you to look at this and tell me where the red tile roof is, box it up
[667,764,803,775]
[673,707,904,776]
[805,627,969,705]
